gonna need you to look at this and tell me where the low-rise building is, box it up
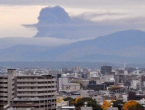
[62,83,80,92]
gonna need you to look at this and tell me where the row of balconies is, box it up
[17,83,55,85]
[0,84,8,87]
[0,88,8,91]
[0,92,14,96]
[17,92,56,97]
[0,83,14,86]
[0,102,7,106]
[16,79,56,82]
[13,97,56,101]
[0,79,8,82]
[12,103,56,110]
[1,78,56,83]
[12,101,56,105]
[17,84,56,87]
[17,88,56,92]
[0,97,8,100]
[0,93,8,96]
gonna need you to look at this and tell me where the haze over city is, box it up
[1,1,145,110]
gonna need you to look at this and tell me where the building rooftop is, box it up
[63,83,80,86]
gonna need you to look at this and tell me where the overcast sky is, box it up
[0,0,145,38]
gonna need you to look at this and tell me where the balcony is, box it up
[12,102,56,108]
[0,102,7,105]
[0,97,8,100]
[17,83,56,87]
[0,80,8,82]
[0,84,8,87]
[0,88,8,91]
[13,97,56,101]
[12,103,56,110]
[0,93,8,96]
[17,92,56,97]
[17,79,56,82]
[17,88,57,92]
[12,103,35,107]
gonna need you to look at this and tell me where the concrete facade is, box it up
[0,69,57,110]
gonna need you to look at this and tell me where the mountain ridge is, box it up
[0,29,145,63]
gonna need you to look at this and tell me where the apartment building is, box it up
[0,69,57,110]
[101,66,112,75]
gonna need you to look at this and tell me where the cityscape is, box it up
[1,0,145,110]
[1,65,145,110]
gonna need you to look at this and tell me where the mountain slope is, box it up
[70,54,145,63]
[39,30,145,60]
[0,30,145,63]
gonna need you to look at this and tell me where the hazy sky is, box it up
[0,0,145,38]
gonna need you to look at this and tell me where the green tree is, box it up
[113,100,124,110]
[63,97,75,106]
[135,103,144,110]
[63,97,74,101]
[75,97,102,110]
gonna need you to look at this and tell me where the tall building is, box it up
[0,69,57,110]
[58,77,68,91]
[73,66,80,73]
[101,66,112,75]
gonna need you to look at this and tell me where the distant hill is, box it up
[0,30,145,63]
[70,54,145,64]
[36,30,145,63]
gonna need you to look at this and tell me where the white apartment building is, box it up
[58,77,80,92]
[90,71,99,78]
[102,75,115,83]
[0,69,57,110]
[131,80,140,90]
[58,77,68,91]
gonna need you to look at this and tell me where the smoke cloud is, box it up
[25,6,145,39]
